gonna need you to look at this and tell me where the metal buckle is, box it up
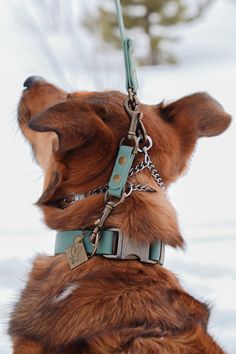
[124,95,148,152]
[104,228,164,265]
[158,242,165,266]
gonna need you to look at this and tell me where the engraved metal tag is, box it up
[66,236,88,270]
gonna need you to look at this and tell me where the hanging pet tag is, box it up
[66,235,88,270]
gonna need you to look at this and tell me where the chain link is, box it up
[87,185,108,196]
[88,150,165,197]
[129,161,146,176]
[129,158,165,190]
[87,181,157,198]
[129,183,156,193]
[146,162,165,190]
[59,145,165,209]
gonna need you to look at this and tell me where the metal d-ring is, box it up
[125,184,133,197]
[104,190,127,207]
[137,135,153,153]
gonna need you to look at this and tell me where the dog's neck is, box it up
[39,171,184,249]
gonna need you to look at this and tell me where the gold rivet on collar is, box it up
[113,174,121,183]
[119,156,127,165]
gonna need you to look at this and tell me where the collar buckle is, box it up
[104,228,165,265]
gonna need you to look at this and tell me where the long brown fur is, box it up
[9,79,231,353]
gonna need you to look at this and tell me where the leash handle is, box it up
[114,0,139,94]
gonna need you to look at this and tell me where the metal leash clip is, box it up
[90,202,115,256]
[124,91,147,153]
[90,189,131,256]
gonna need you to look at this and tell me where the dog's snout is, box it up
[23,76,45,89]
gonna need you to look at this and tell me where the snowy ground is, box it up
[0,0,236,353]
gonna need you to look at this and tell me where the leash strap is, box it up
[108,145,135,198]
[114,0,139,93]
[106,1,143,199]
[87,2,161,254]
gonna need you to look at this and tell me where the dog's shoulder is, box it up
[8,255,67,344]
[9,255,211,349]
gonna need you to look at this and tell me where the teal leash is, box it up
[114,0,139,94]
[54,1,166,268]
[107,0,143,200]
[87,0,157,257]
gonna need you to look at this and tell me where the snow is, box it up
[0,0,235,352]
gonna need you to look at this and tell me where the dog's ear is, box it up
[28,99,107,152]
[160,92,231,138]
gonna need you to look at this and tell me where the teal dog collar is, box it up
[55,228,165,266]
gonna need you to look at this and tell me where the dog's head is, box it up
[18,76,231,248]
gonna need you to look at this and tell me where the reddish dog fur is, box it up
[9,79,231,353]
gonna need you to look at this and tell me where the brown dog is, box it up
[9,76,231,353]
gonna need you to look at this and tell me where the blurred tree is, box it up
[85,0,213,65]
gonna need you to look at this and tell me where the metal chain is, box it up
[87,151,165,197]
[129,159,165,190]
[146,162,165,190]
[129,161,146,176]
[87,185,108,196]
[129,183,156,193]
[60,181,156,209]
[59,141,165,209]
[87,181,157,198]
